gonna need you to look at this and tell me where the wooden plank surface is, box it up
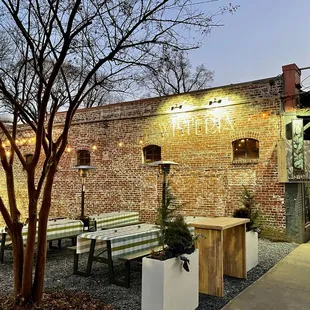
[189,217,249,230]
[195,228,224,297]
[223,224,247,279]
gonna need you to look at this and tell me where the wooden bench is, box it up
[117,247,162,287]
[69,244,161,288]
[47,233,78,249]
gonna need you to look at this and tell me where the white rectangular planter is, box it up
[246,231,258,272]
[141,250,199,310]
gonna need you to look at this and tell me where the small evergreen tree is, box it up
[156,184,194,259]
[233,186,260,231]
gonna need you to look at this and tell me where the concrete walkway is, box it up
[222,243,310,310]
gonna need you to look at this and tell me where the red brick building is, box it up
[1,63,310,242]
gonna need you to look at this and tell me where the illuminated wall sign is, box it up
[159,111,234,137]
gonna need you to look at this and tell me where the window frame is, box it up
[143,145,161,164]
[232,138,259,161]
[25,153,34,164]
[77,149,91,166]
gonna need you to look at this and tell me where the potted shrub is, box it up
[141,177,199,310]
[233,186,260,272]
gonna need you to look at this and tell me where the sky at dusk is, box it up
[189,0,310,89]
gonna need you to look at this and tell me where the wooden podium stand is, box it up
[189,217,249,297]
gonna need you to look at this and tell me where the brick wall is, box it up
[0,76,287,236]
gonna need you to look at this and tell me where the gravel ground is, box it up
[0,238,298,310]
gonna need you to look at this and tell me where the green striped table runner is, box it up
[88,211,140,230]
[1,219,84,243]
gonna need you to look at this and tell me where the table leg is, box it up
[223,224,247,279]
[72,239,97,277]
[0,233,6,264]
[85,239,96,276]
[123,261,130,287]
[106,241,116,282]
[71,237,76,246]
[73,252,79,275]
[107,241,130,288]
[195,228,224,297]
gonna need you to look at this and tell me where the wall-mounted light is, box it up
[171,104,183,111]
[1,136,36,147]
[209,98,222,105]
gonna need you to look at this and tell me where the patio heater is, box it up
[73,165,96,228]
[149,161,179,207]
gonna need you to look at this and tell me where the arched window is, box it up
[77,149,91,166]
[233,138,259,160]
[143,145,161,163]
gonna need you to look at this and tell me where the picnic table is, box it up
[88,211,140,230]
[0,218,84,263]
[73,223,161,287]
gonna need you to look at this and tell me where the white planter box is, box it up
[246,230,258,272]
[141,250,199,310]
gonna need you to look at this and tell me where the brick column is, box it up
[282,63,301,112]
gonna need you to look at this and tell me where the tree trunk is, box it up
[32,167,57,302]
[21,199,38,300]
[21,170,38,301]
[5,168,25,297]
[11,224,24,296]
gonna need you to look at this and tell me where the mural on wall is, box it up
[286,141,310,181]
[292,119,304,171]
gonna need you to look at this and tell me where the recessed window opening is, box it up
[77,149,91,166]
[233,138,259,160]
[143,145,161,163]
[25,153,33,164]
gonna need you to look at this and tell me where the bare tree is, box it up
[0,0,238,304]
[139,48,215,96]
